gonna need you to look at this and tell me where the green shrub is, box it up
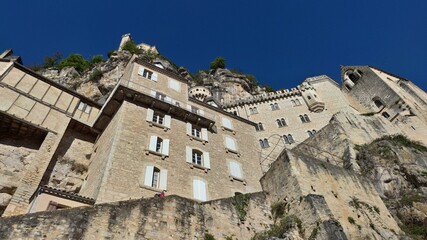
[204,233,216,240]
[89,69,103,82]
[121,40,143,54]
[210,57,226,70]
[348,217,356,224]
[233,193,250,221]
[271,201,287,223]
[58,54,90,73]
[400,191,422,207]
[90,55,104,64]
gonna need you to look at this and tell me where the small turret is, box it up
[189,86,213,102]
[298,81,325,113]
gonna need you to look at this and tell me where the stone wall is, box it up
[0,192,271,240]
[261,150,402,239]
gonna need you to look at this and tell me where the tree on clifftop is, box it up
[210,57,226,70]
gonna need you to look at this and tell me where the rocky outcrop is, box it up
[293,112,427,238]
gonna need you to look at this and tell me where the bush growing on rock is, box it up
[210,57,226,70]
[58,54,90,73]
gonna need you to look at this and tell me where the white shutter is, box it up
[201,128,208,141]
[144,166,154,186]
[222,118,232,129]
[186,146,192,163]
[165,96,172,103]
[193,179,207,201]
[159,169,168,190]
[150,90,156,97]
[230,161,242,179]
[225,137,237,152]
[146,108,154,122]
[186,123,192,136]
[162,139,170,156]
[138,67,145,76]
[203,152,210,169]
[198,109,204,116]
[187,105,192,111]
[152,73,158,81]
[149,136,157,152]
[164,115,171,128]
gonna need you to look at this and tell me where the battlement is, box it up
[223,87,301,108]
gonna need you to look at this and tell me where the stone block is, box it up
[42,87,61,105]
[29,80,49,100]
[1,68,24,87]
[15,74,37,93]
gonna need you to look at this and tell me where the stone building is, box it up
[0,38,426,229]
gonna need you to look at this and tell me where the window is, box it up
[156,92,166,101]
[382,112,390,118]
[146,109,171,129]
[186,123,209,142]
[276,118,287,128]
[249,107,258,115]
[144,166,167,190]
[299,114,310,123]
[225,136,238,153]
[255,122,264,131]
[148,136,170,157]
[77,101,92,114]
[307,130,314,137]
[270,103,280,110]
[186,146,210,169]
[221,117,233,131]
[295,99,301,106]
[192,149,203,165]
[291,100,295,106]
[283,134,294,144]
[169,79,181,92]
[259,138,269,148]
[187,105,204,116]
[138,67,158,81]
[229,160,243,180]
[193,179,207,201]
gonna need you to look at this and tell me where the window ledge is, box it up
[140,185,163,192]
[187,134,207,145]
[147,121,169,132]
[187,163,209,173]
[226,148,240,157]
[229,176,247,185]
[221,126,236,135]
[145,150,168,160]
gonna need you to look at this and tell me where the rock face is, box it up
[294,112,427,238]
[38,51,133,104]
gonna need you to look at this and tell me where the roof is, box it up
[0,58,102,108]
[30,185,95,205]
[134,58,189,84]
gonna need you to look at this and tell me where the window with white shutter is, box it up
[169,79,181,92]
[186,146,211,170]
[222,118,233,130]
[193,179,207,201]
[147,136,170,159]
[146,108,171,130]
[225,136,238,153]
[186,123,209,143]
[229,160,243,180]
[144,166,168,190]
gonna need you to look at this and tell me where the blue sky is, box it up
[1,1,426,91]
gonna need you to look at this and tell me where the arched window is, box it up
[299,115,306,123]
[288,134,294,143]
[277,118,287,128]
[307,130,314,137]
[152,167,161,188]
[263,138,269,148]
[259,139,264,148]
[295,99,301,106]
[283,135,290,144]
[374,99,384,109]
[249,108,253,114]
[312,129,316,134]
[291,100,296,106]
[255,122,264,131]
[253,107,258,114]
[271,103,280,110]
[192,149,203,165]
[304,114,310,122]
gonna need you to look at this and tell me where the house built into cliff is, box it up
[0,36,426,238]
